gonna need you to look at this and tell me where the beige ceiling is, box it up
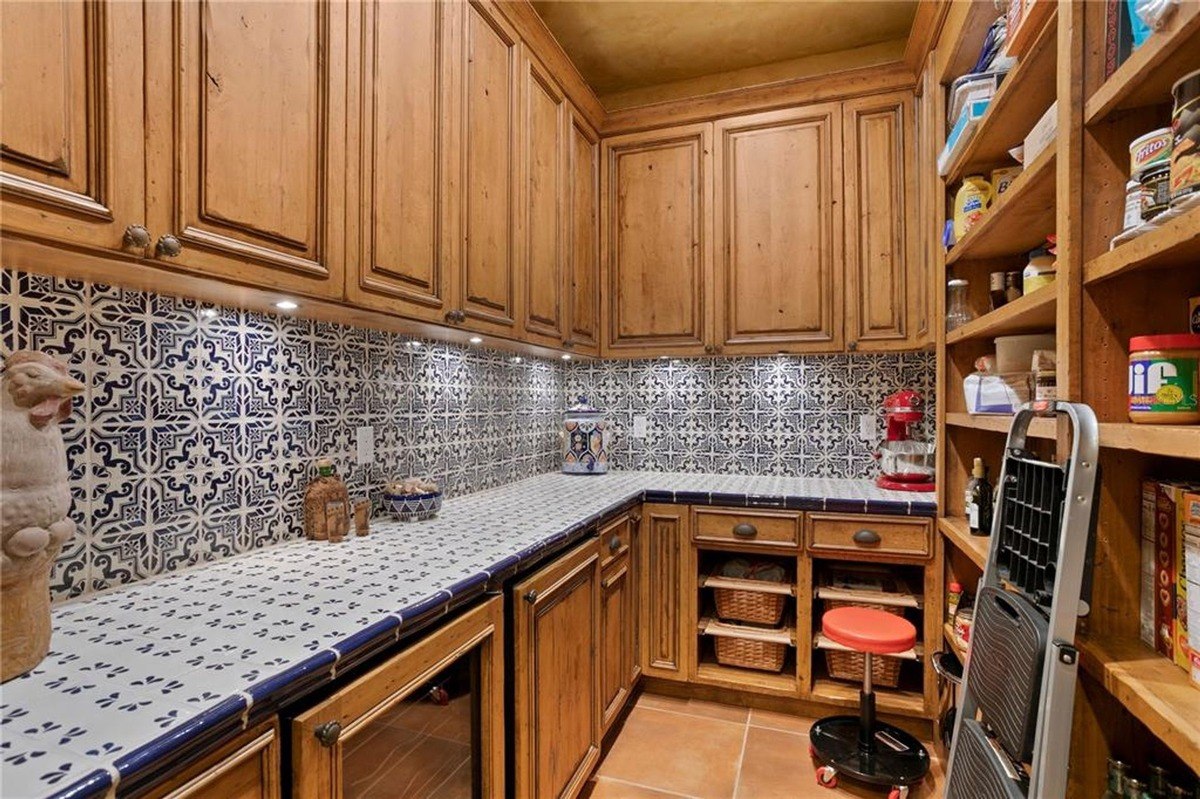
[533,1,918,108]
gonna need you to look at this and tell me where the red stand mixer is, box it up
[875,389,936,492]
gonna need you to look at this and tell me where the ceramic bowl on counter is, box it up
[383,491,443,522]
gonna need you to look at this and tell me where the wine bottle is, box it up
[968,458,993,535]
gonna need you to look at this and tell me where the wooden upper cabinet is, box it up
[565,107,601,355]
[344,0,457,322]
[601,124,713,356]
[459,0,520,333]
[0,0,146,253]
[519,47,567,345]
[143,0,346,298]
[843,91,917,351]
[714,106,844,354]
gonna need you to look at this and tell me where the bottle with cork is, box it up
[965,457,994,536]
[303,458,351,542]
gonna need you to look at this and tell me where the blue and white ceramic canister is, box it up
[562,396,610,475]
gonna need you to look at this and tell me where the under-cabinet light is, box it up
[274,300,299,311]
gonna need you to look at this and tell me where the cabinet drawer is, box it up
[807,514,931,559]
[692,509,801,550]
[599,513,633,568]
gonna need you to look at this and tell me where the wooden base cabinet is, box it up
[290,597,506,799]
[151,720,279,799]
[599,513,639,731]
[512,539,602,799]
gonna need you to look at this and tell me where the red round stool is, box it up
[809,607,930,799]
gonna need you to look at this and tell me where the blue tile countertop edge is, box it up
[7,471,935,799]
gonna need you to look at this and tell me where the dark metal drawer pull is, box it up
[732,523,757,538]
[853,529,881,545]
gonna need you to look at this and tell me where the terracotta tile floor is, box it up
[581,693,944,799]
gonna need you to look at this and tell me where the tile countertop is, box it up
[0,471,935,799]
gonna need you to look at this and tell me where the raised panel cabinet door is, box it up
[637,504,689,681]
[512,539,601,799]
[714,105,844,354]
[519,46,567,345]
[600,556,633,732]
[459,0,520,332]
[564,106,600,355]
[0,0,146,253]
[143,0,346,297]
[601,124,713,356]
[843,91,916,351]
[344,0,456,322]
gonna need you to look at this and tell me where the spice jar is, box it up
[1128,334,1200,424]
[954,605,975,647]
[947,279,975,331]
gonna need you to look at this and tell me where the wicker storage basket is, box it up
[714,635,787,673]
[823,599,905,688]
[713,582,787,627]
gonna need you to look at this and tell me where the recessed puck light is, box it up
[468,336,483,345]
[274,300,299,311]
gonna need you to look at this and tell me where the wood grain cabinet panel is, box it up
[564,107,601,355]
[144,0,346,297]
[519,47,567,345]
[843,91,917,351]
[152,720,279,799]
[600,554,635,732]
[345,0,456,322]
[601,124,713,356]
[512,539,601,799]
[0,0,146,253]
[714,106,844,353]
[637,504,690,681]
[460,0,520,333]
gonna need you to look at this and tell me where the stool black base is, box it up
[810,714,930,789]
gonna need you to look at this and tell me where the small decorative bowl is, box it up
[383,491,443,522]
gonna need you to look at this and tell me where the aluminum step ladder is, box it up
[944,401,1100,799]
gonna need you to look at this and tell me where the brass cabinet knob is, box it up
[563,338,576,349]
[609,534,622,552]
[848,340,858,352]
[122,224,151,251]
[314,720,342,747]
[524,590,538,604]
[445,309,465,324]
[630,513,642,525]
[155,234,183,258]
[704,345,715,354]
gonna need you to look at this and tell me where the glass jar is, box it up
[947,279,975,331]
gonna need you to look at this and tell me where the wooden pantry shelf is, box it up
[936,1,1000,86]
[698,617,796,646]
[945,412,1057,440]
[945,283,1057,345]
[943,622,969,663]
[1084,2,1200,124]
[943,10,1058,186]
[946,144,1057,265]
[938,517,990,570]
[811,678,928,717]
[1098,423,1200,460]
[1083,207,1200,285]
[700,575,794,596]
[1077,633,1200,772]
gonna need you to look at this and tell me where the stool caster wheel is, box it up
[888,787,910,799]
[816,766,838,789]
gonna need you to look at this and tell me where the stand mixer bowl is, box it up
[877,440,936,482]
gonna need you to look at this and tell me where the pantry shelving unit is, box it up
[930,2,1200,793]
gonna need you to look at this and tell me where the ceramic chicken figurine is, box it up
[0,350,85,682]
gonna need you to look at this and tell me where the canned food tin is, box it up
[1130,127,1172,178]
[1170,69,1200,203]
[1141,164,1171,220]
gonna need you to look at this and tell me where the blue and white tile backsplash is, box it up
[565,353,935,478]
[1,270,563,601]
[1,269,934,602]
